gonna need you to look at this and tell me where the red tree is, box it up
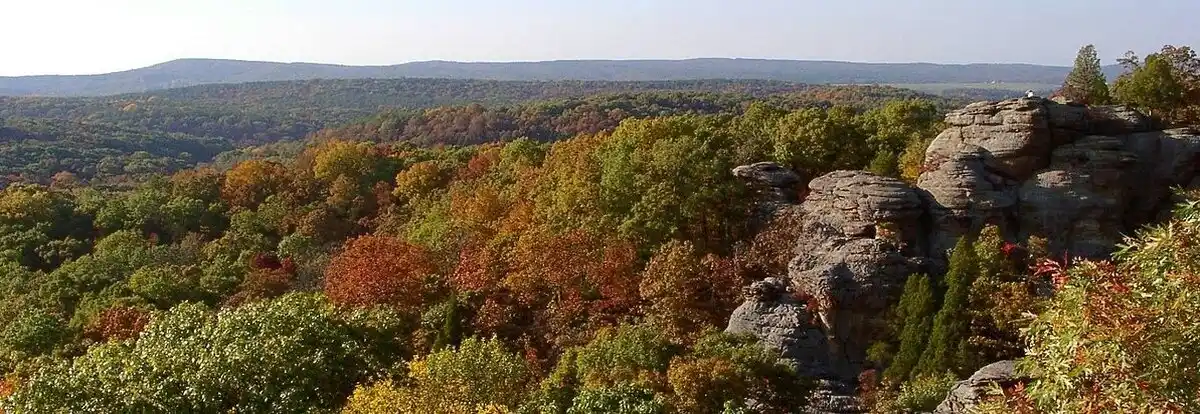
[83,306,152,342]
[324,235,436,311]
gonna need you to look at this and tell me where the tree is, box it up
[4,294,409,413]
[772,106,870,178]
[916,237,978,378]
[323,235,436,312]
[882,273,936,383]
[570,324,675,390]
[343,337,531,413]
[1060,44,1112,105]
[964,225,1041,372]
[221,159,290,211]
[666,332,812,413]
[639,240,740,344]
[1114,53,1186,122]
[1015,199,1200,412]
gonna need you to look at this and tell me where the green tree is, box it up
[1061,44,1112,104]
[344,337,531,413]
[565,385,665,414]
[882,273,936,383]
[772,106,869,177]
[916,237,978,378]
[4,293,408,413]
[964,225,1040,372]
[1114,53,1186,121]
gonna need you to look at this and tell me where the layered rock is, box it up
[734,161,804,231]
[922,98,1200,257]
[727,98,1200,412]
[790,171,926,381]
[933,360,1030,414]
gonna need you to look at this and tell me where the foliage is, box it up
[666,332,813,413]
[323,235,436,311]
[1113,45,1200,126]
[639,240,741,344]
[2,293,409,413]
[344,337,530,413]
[869,372,958,414]
[964,226,1042,371]
[916,237,978,378]
[565,384,666,414]
[1060,44,1112,105]
[1017,199,1200,412]
[881,273,936,383]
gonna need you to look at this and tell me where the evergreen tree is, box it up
[867,149,900,178]
[882,273,936,383]
[916,237,978,378]
[1061,44,1112,105]
[432,295,463,351]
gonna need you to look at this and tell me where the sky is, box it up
[2,0,1197,76]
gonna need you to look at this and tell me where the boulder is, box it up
[933,360,1029,414]
[920,98,1200,260]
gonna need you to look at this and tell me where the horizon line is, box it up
[0,56,1107,78]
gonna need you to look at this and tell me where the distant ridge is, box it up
[0,58,1124,97]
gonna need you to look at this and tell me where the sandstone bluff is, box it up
[726,97,1200,413]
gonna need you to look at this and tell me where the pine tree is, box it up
[1061,44,1112,105]
[882,273,936,383]
[916,237,979,378]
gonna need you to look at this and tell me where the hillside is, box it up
[0,79,951,146]
[0,58,1125,97]
[0,81,949,185]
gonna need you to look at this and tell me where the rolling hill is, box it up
[0,58,1124,97]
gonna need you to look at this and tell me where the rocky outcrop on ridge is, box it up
[726,97,1200,412]
[920,97,1200,258]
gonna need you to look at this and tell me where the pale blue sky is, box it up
[3,0,1196,76]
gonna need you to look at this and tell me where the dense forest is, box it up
[0,81,956,186]
[0,44,1198,413]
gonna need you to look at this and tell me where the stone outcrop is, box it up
[734,161,804,231]
[933,360,1029,414]
[920,98,1200,258]
[727,98,1200,412]
[790,171,926,381]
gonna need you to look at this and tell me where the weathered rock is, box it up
[735,161,804,231]
[1089,105,1155,135]
[1017,135,1137,257]
[727,99,1199,413]
[933,360,1029,414]
[789,171,926,381]
[726,278,834,379]
[735,161,803,189]
[802,171,924,244]
[920,98,1200,260]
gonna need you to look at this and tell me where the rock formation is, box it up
[726,97,1200,412]
[734,161,804,232]
[933,360,1029,414]
[920,98,1200,258]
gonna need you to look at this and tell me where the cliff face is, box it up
[726,98,1200,412]
[922,98,1200,259]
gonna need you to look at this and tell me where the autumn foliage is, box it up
[324,235,436,311]
[82,306,152,342]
